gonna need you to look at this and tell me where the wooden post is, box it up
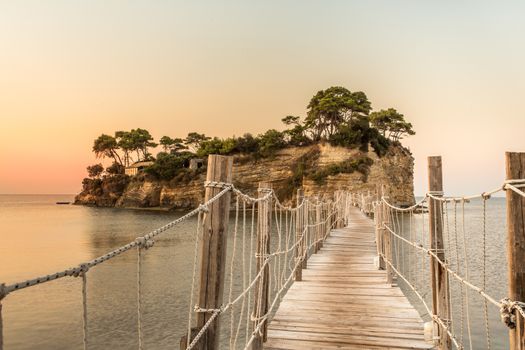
[195,155,233,350]
[295,189,304,281]
[315,199,322,253]
[505,152,525,350]
[376,202,385,270]
[302,196,308,269]
[427,156,451,350]
[383,200,393,284]
[252,182,272,350]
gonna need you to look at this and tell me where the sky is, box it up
[1,0,524,195]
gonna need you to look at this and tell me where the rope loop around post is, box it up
[197,204,209,213]
[500,298,517,329]
[204,181,233,190]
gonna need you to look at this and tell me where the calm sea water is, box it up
[0,195,511,349]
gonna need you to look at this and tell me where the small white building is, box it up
[125,161,154,176]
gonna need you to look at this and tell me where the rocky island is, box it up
[75,86,416,209]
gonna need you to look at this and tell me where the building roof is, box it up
[126,161,154,168]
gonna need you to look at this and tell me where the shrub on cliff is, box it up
[144,152,193,180]
[308,156,374,185]
[87,164,104,178]
[106,162,125,175]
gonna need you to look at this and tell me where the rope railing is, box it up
[356,175,525,350]
[184,186,349,350]
[0,161,351,350]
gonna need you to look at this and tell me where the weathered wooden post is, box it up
[302,197,309,269]
[383,200,393,284]
[315,199,322,253]
[505,152,525,350]
[375,201,386,270]
[427,156,451,350]
[294,189,304,281]
[195,155,233,350]
[252,182,272,350]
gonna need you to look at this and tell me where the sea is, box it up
[0,194,511,349]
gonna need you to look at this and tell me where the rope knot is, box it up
[197,204,209,213]
[136,237,155,250]
[500,297,517,329]
[72,263,90,277]
[482,192,491,200]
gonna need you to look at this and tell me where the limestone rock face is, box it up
[303,145,415,206]
[75,144,414,210]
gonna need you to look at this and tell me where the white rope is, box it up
[4,185,231,295]
[81,270,88,350]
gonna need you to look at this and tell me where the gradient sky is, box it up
[1,1,524,195]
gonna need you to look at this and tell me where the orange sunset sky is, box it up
[1,1,524,195]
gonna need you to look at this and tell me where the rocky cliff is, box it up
[74,144,414,209]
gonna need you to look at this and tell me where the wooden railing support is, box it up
[505,152,525,350]
[375,202,386,270]
[427,156,451,350]
[301,195,308,269]
[315,199,321,253]
[195,155,233,350]
[294,189,304,281]
[383,199,393,284]
[252,182,272,350]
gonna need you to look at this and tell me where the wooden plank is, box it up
[264,206,433,349]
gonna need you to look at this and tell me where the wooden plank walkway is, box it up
[265,206,433,350]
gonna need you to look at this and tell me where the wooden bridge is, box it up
[265,207,432,350]
[2,153,525,350]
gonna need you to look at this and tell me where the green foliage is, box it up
[145,152,193,180]
[257,129,286,157]
[106,162,125,175]
[197,137,231,157]
[370,108,415,142]
[93,134,123,165]
[87,164,104,178]
[184,132,211,152]
[234,133,259,154]
[305,86,372,141]
[308,156,374,185]
[159,136,187,153]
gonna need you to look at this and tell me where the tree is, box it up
[160,136,188,153]
[281,116,310,146]
[87,163,104,178]
[93,134,123,166]
[257,129,286,157]
[304,87,372,141]
[370,108,415,142]
[184,132,210,152]
[145,152,193,180]
[129,128,157,161]
[115,131,135,166]
[235,133,259,153]
[281,115,301,126]
[106,162,125,175]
